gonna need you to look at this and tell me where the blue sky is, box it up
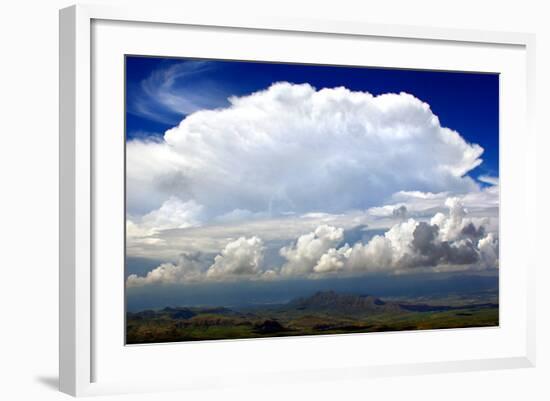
[126,55,499,179]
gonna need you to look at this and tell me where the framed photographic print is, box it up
[59,4,536,397]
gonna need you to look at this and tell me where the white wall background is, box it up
[0,0,547,399]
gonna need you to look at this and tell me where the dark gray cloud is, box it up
[401,221,480,268]
[460,222,486,242]
[392,205,408,220]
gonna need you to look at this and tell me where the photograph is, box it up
[124,56,500,344]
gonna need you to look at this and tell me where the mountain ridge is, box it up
[288,290,403,314]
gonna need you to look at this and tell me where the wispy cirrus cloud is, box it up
[128,61,231,125]
[478,175,499,186]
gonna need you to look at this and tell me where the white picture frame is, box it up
[59,3,536,397]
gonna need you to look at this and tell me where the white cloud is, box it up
[127,82,484,220]
[280,225,344,276]
[126,251,205,287]
[127,196,203,240]
[214,209,268,224]
[346,236,394,273]
[368,180,499,224]
[140,196,203,231]
[128,236,267,287]
[431,197,468,241]
[368,204,412,218]
[315,219,416,275]
[206,237,265,279]
[478,233,499,269]
[313,245,351,273]
[383,218,419,261]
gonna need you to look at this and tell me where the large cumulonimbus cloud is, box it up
[127,197,498,287]
[127,82,484,219]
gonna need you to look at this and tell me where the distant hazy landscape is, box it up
[125,57,499,344]
[127,273,498,343]
[127,287,498,344]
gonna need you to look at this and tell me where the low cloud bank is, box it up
[127,197,498,287]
